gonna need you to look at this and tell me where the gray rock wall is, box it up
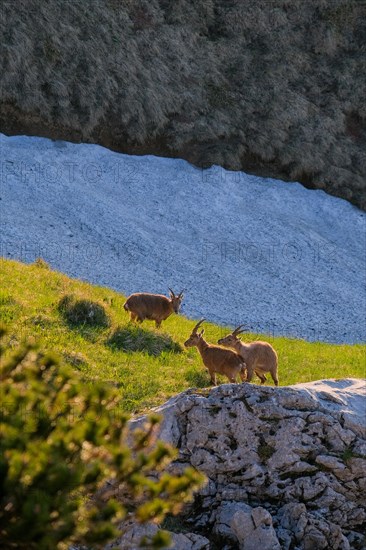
[1,1,365,208]
[127,379,366,549]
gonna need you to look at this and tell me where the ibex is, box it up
[184,319,246,385]
[218,325,279,386]
[123,288,184,328]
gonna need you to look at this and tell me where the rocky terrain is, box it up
[1,0,365,208]
[121,379,366,549]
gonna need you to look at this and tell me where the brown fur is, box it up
[218,326,279,386]
[124,289,183,328]
[184,319,246,385]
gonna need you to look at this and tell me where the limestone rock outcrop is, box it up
[125,379,366,549]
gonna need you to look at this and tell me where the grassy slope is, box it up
[1,259,365,414]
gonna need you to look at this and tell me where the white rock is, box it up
[106,521,210,549]
[215,502,281,550]
[127,379,366,549]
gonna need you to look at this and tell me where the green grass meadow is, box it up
[1,259,365,414]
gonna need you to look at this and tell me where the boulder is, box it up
[214,502,281,550]
[118,379,366,549]
[106,520,210,549]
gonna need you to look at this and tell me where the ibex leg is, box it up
[246,366,254,383]
[271,370,279,386]
[256,372,267,384]
[239,365,247,382]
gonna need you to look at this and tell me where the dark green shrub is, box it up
[58,295,111,328]
[107,326,182,356]
[0,327,205,549]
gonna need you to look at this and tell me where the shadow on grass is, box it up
[107,325,183,356]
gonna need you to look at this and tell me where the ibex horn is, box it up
[178,288,186,298]
[192,318,205,333]
[232,324,247,335]
[168,287,175,298]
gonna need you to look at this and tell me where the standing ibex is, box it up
[184,319,246,385]
[218,325,279,386]
[124,288,184,328]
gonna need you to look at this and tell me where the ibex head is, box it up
[218,324,247,347]
[184,319,205,347]
[168,288,184,313]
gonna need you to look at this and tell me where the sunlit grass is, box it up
[1,258,365,414]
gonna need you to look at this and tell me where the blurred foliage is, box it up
[0,326,205,549]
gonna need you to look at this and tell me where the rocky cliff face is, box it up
[1,1,365,209]
[122,379,366,549]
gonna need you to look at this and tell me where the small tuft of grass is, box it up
[258,444,275,462]
[0,293,18,306]
[339,447,364,462]
[33,257,50,269]
[0,293,23,323]
[58,295,111,328]
[208,405,222,416]
[341,448,354,462]
[63,350,89,369]
[26,314,54,328]
[107,325,182,356]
